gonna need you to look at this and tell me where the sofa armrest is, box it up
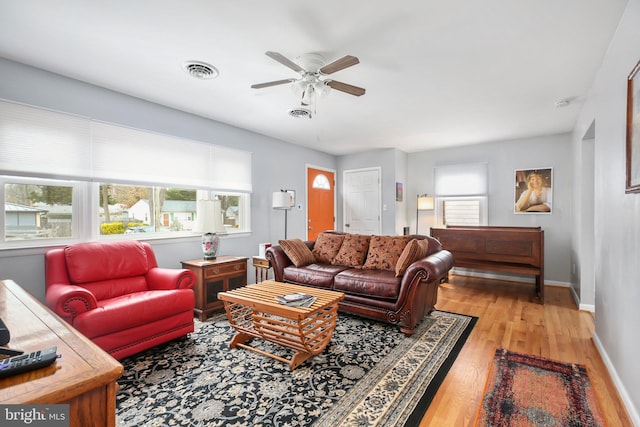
[403,249,454,283]
[146,268,196,290]
[265,245,295,282]
[46,283,98,323]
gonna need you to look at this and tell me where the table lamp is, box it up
[194,197,226,260]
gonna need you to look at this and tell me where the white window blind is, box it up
[210,145,253,192]
[0,100,252,192]
[0,101,92,180]
[434,163,488,196]
[91,121,212,188]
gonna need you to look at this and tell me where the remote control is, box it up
[0,346,59,378]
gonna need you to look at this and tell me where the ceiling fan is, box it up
[251,51,366,117]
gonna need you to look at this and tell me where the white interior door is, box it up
[343,167,381,235]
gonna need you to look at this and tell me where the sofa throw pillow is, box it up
[331,234,371,268]
[363,235,411,271]
[395,238,429,277]
[312,232,345,264]
[279,239,316,267]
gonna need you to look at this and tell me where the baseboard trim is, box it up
[579,303,595,312]
[450,268,570,287]
[592,332,640,426]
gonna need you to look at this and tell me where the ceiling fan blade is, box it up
[265,51,305,73]
[319,55,360,75]
[251,79,296,89]
[326,80,366,96]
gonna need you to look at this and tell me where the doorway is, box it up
[306,166,336,240]
[343,167,381,235]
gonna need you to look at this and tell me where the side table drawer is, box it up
[204,262,246,278]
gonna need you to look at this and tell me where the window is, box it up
[434,163,488,226]
[3,177,78,243]
[437,196,487,226]
[98,184,249,236]
[312,174,331,190]
[0,100,253,247]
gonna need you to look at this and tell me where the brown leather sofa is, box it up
[266,232,453,336]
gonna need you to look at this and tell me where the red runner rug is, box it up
[474,348,605,427]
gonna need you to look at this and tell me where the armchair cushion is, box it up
[74,289,195,338]
[65,241,149,283]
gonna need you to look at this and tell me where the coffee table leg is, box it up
[289,351,312,370]
[229,332,252,348]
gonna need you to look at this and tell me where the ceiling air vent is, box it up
[182,61,219,80]
[288,107,312,119]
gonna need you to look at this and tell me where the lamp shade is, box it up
[194,199,225,233]
[417,195,434,211]
[272,191,291,210]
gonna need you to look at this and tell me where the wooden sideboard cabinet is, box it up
[0,279,123,427]
[181,256,248,320]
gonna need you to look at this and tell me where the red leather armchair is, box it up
[45,240,196,360]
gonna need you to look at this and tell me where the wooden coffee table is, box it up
[218,280,344,370]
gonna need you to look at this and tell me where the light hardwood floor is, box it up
[419,274,633,427]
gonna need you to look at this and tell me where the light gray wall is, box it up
[407,134,573,284]
[571,0,640,422]
[394,149,409,235]
[0,58,336,299]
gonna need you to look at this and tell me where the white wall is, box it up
[571,0,640,422]
[408,133,573,284]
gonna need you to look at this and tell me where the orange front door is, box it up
[307,167,335,240]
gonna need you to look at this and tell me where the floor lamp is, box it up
[416,194,434,235]
[272,190,292,239]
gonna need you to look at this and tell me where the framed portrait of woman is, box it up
[626,59,640,193]
[514,168,553,214]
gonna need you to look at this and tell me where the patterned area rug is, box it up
[116,310,476,426]
[474,348,605,427]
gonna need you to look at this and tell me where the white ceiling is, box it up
[0,1,628,155]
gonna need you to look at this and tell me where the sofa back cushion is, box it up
[395,238,429,277]
[363,235,410,271]
[332,234,371,268]
[312,232,345,263]
[279,238,316,267]
[65,241,150,284]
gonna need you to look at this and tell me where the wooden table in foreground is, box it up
[218,280,344,370]
[0,279,123,427]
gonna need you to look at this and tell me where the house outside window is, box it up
[98,184,249,236]
[3,180,76,242]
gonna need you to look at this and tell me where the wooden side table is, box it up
[252,256,271,283]
[181,256,248,320]
[0,279,123,427]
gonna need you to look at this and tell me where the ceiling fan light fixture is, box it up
[182,61,219,80]
[315,81,331,97]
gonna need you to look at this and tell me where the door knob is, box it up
[345,224,350,227]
